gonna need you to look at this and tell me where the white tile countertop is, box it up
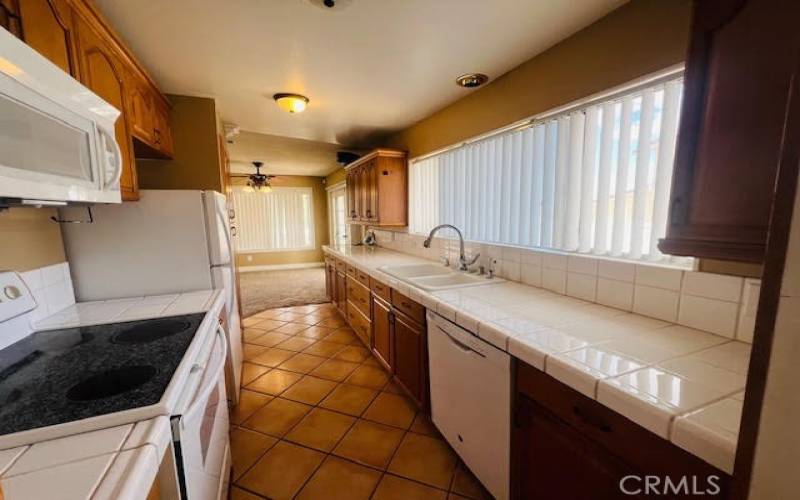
[34,289,220,330]
[0,416,171,499]
[324,245,749,474]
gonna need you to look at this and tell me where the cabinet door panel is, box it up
[19,0,75,75]
[372,296,392,369]
[346,170,358,221]
[336,271,347,314]
[75,18,137,200]
[393,313,424,404]
[0,0,22,38]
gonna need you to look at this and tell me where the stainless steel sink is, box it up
[379,264,502,291]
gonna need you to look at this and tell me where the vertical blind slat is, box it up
[407,76,684,265]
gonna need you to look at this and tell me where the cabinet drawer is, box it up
[346,264,357,277]
[370,278,391,302]
[356,268,370,287]
[335,258,347,272]
[391,290,425,324]
[515,361,728,480]
[346,276,370,317]
[346,300,371,347]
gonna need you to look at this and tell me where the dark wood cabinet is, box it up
[324,259,335,302]
[345,149,408,226]
[513,361,730,499]
[392,310,426,408]
[0,0,22,37]
[335,269,347,315]
[371,295,392,369]
[659,0,800,262]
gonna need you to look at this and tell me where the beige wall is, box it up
[325,168,347,187]
[386,0,691,158]
[232,175,329,267]
[0,208,66,272]
[137,95,224,191]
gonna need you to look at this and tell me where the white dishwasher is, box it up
[427,311,511,500]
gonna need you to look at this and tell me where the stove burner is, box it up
[111,319,191,345]
[66,365,157,401]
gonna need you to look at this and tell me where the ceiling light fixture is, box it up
[273,93,309,113]
[456,73,489,88]
[233,161,275,193]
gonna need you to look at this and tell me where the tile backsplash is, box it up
[0,262,75,350]
[370,229,759,343]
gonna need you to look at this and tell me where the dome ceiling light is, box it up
[273,93,309,113]
[456,73,489,88]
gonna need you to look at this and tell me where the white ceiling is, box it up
[95,0,627,146]
[227,131,355,176]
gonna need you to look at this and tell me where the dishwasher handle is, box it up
[436,325,486,358]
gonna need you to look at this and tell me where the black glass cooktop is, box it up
[0,312,205,436]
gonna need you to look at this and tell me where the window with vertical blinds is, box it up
[232,186,315,252]
[409,74,684,262]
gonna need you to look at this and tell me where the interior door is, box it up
[329,186,348,246]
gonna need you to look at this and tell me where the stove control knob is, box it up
[4,285,21,300]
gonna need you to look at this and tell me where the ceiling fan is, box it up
[232,161,276,192]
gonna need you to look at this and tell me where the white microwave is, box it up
[0,28,122,205]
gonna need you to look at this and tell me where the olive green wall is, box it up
[386,0,692,158]
[0,208,65,272]
[232,176,330,268]
[137,94,223,191]
[325,168,347,187]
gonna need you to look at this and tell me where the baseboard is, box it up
[238,262,325,273]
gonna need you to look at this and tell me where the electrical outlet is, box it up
[0,272,36,323]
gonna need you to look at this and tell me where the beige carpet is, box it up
[239,267,328,318]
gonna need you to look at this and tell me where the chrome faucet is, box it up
[423,224,480,271]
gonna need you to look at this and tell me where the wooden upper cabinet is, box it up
[0,0,23,37]
[345,149,407,226]
[658,0,800,262]
[18,0,76,76]
[74,15,137,200]
[128,78,155,144]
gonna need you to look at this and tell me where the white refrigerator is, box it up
[60,190,243,404]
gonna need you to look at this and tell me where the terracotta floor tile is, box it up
[273,322,311,335]
[319,383,379,416]
[448,494,470,500]
[253,309,285,319]
[246,369,302,396]
[388,433,458,489]
[241,397,312,437]
[382,380,405,394]
[284,407,356,452]
[241,362,270,385]
[326,328,359,345]
[281,375,338,405]
[333,345,371,363]
[295,456,381,500]
[248,331,293,348]
[345,364,391,390]
[363,392,417,429]
[303,340,347,358]
[277,353,327,374]
[243,328,268,343]
[361,356,382,367]
[311,307,339,319]
[230,428,277,480]
[273,311,308,322]
[252,319,286,331]
[249,348,297,368]
[286,304,320,314]
[274,336,318,352]
[333,419,405,469]
[229,486,263,500]
[298,325,336,340]
[292,314,324,325]
[310,359,361,381]
[237,441,325,500]
[242,343,268,361]
[410,413,440,437]
[372,474,448,500]
[242,316,264,327]
[230,390,272,425]
[451,463,492,500]
[316,316,348,328]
